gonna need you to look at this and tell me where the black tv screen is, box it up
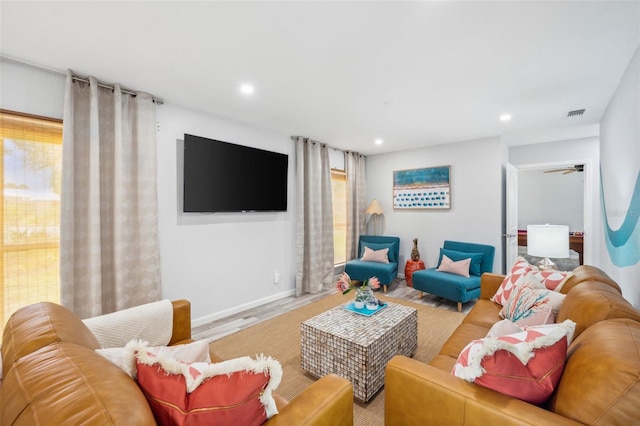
[183,134,288,212]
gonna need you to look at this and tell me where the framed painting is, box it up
[393,165,451,210]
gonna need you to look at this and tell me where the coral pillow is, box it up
[499,283,555,327]
[492,256,535,306]
[452,320,576,405]
[534,270,574,291]
[436,254,471,278]
[135,349,282,426]
[97,339,211,378]
[361,246,390,263]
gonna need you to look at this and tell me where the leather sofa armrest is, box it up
[385,356,582,426]
[479,273,506,300]
[169,299,192,345]
[265,374,353,426]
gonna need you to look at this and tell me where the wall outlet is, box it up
[274,269,280,284]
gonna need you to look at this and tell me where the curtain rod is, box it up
[290,136,327,147]
[1,56,164,105]
[291,136,366,156]
[70,75,163,105]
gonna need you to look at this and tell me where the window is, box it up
[0,110,62,336]
[331,169,347,265]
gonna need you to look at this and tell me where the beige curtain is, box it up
[60,71,161,318]
[294,137,334,296]
[345,151,367,260]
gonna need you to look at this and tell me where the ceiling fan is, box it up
[544,164,585,175]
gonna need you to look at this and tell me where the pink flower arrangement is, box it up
[335,272,381,295]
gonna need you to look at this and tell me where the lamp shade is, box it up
[366,199,384,215]
[527,224,570,259]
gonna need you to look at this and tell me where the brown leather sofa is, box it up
[385,265,640,425]
[1,299,354,425]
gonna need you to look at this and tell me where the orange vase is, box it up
[404,260,425,287]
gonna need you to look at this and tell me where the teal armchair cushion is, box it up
[413,268,482,303]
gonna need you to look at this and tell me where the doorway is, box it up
[505,159,594,270]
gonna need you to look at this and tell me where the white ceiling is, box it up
[1,1,639,155]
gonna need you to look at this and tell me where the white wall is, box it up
[0,60,65,119]
[365,137,504,275]
[517,168,584,231]
[0,60,298,324]
[599,45,640,308]
[156,104,296,324]
[509,137,600,266]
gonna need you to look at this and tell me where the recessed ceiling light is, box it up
[240,84,254,95]
[374,138,383,145]
[500,113,512,121]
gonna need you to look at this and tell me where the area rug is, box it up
[208,291,465,426]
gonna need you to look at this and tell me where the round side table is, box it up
[404,260,425,287]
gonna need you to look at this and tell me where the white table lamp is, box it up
[527,224,570,270]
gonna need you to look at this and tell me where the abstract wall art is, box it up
[393,165,451,210]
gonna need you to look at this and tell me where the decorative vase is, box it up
[355,287,375,310]
[354,287,368,309]
[404,259,425,287]
[364,289,378,310]
[365,298,378,311]
[411,238,420,261]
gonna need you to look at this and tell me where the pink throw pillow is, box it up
[452,320,576,405]
[436,254,471,278]
[361,246,390,263]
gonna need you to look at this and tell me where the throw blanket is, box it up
[83,299,174,348]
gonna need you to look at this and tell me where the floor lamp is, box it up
[366,199,384,235]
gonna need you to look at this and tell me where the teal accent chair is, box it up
[344,235,400,292]
[412,240,495,312]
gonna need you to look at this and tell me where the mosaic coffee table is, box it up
[300,301,418,402]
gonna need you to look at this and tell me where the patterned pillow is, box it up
[545,291,566,316]
[499,282,554,327]
[486,319,523,338]
[135,350,282,426]
[492,256,535,306]
[534,270,574,291]
[452,320,576,405]
[436,254,471,278]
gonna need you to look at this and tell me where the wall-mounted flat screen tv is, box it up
[183,133,288,213]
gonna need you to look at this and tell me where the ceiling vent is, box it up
[567,109,585,117]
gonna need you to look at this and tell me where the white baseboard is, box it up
[192,288,296,327]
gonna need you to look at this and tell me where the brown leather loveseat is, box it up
[385,265,640,425]
[1,299,354,425]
